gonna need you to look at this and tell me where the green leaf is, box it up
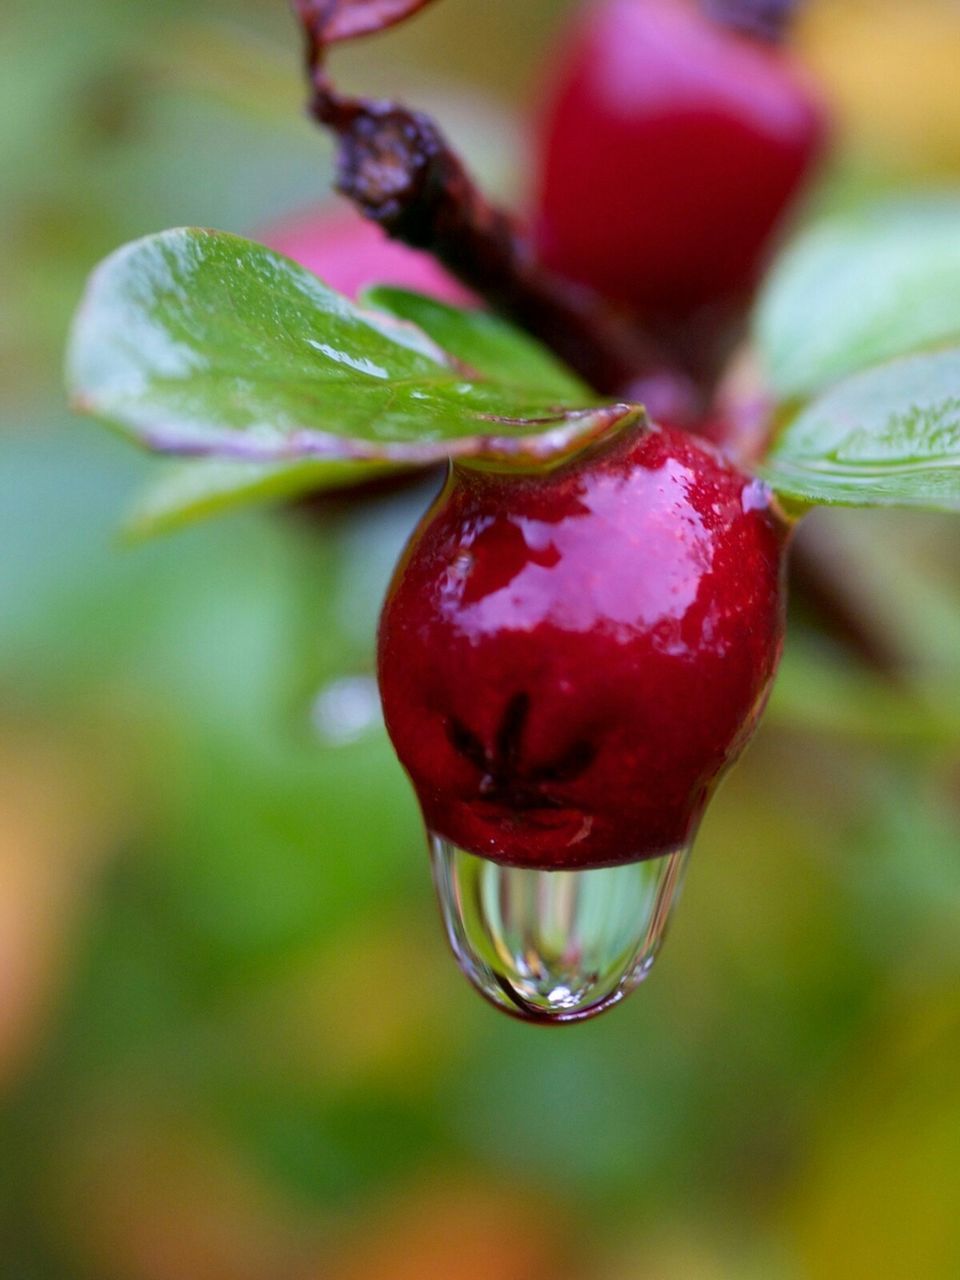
[123,457,404,540]
[761,348,960,511]
[68,228,628,467]
[769,639,959,745]
[362,286,590,399]
[756,196,960,402]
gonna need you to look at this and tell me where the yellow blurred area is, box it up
[0,734,119,1087]
[800,0,960,179]
[224,914,461,1089]
[57,1106,319,1280]
[788,995,960,1278]
[321,1181,574,1280]
[58,1102,577,1280]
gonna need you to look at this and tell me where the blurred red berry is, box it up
[532,0,828,320]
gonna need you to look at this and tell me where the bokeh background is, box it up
[3,0,960,1275]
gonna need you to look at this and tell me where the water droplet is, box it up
[311,675,382,746]
[429,835,690,1023]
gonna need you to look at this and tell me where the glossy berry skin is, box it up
[533,0,828,319]
[378,421,789,870]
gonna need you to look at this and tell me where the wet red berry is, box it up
[532,0,828,320]
[378,420,789,871]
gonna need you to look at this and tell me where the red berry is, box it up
[532,0,828,319]
[260,201,474,304]
[378,420,789,871]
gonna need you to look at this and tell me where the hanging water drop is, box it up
[429,835,690,1023]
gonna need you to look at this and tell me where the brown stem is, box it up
[314,88,694,406]
[700,0,801,43]
[295,7,701,415]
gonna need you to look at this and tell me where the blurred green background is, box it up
[2,1,960,1275]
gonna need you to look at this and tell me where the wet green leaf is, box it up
[68,228,628,467]
[761,348,960,511]
[363,286,589,399]
[121,278,596,538]
[756,196,960,401]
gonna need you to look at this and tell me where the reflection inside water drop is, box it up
[429,836,690,1024]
